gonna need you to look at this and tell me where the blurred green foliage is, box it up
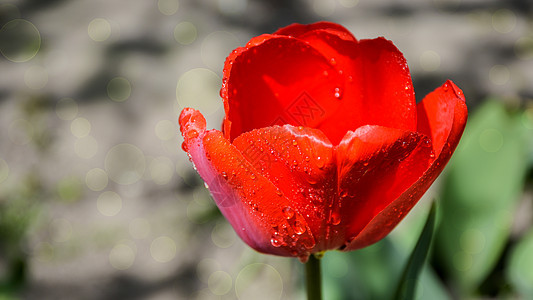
[0,175,42,297]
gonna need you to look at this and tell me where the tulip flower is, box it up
[179,22,467,264]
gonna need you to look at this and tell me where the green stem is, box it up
[305,254,322,300]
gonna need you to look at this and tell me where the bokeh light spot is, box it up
[177,68,221,116]
[514,37,533,60]
[488,64,510,85]
[197,259,221,283]
[211,221,237,248]
[0,19,41,62]
[129,218,151,239]
[56,98,79,121]
[158,0,179,15]
[419,50,441,72]
[57,176,83,202]
[97,191,122,217]
[522,108,533,129]
[174,21,197,45]
[109,243,135,270]
[479,128,503,153]
[208,270,232,295]
[313,0,336,17]
[460,229,486,254]
[107,77,131,102]
[150,236,177,262]
[236,263,283,299]
[75,135,98,159]
[70,117,91,138]
[149,156,174,185]
[492,9,517,34]
[0,158,9,184]
[453,251,472,272]
[8,119,34,145]
[34,242,54,262]
[339,0,358,8]
[155,119,176,141]
[85,168,109,191]
[105,143,146,185]
[201,31,240,72]
[49,218,73,243]
[24,65,48,89]
[88,18,111,42]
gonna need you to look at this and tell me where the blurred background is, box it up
[0,0,532,299]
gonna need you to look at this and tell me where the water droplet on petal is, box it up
[282,207,294,219]
[334,87,343,99]
[330,211,341,225]
[187,129,198,139]
[221,172,227,179]
[250,174,256,180]
[298,126,304,131]
[292,139,298,146]
[204,182,209,189]
[293,220,306,235]
[181,142,188,152]
[316,156,324,169]
[271,234,283,247]
[329,58,337,65]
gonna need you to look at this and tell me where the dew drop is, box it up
[323,70,329,77]
[282,207,294,219]
[429,152,435,158]
[187,129,198,139]
[302,236,316,249]
[363,162,369,167]
[347,75,353,83]
[304,156,310,162]
[316,156,324,169]
[181,142,188,152]
[250,174,256,180]
[252,203,259,211]
[340,189,348,198]
[298,126,304,131]
[330,211,341,225]
[293,220,306,235]
[271,235,283,247]
[292,139,298,146]
[334,87,343,99]
[329,58,337,65]
[292,160,298,166]
[221,172,227,179]
[204,182,209,189]
[276,189,283,197]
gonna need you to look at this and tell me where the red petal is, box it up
[222,27,416,145]
[222,36,344,143]
[344,80,468,250]
[232,125,342,252]
[179,108,318,259]
[335,125,434,249]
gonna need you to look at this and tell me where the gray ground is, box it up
[0,0,532,299]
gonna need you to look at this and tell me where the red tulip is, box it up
[179,22,467,262]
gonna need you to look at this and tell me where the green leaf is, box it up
[507,228,533,297]
[394,202,437,300]
[434,100,531,293]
